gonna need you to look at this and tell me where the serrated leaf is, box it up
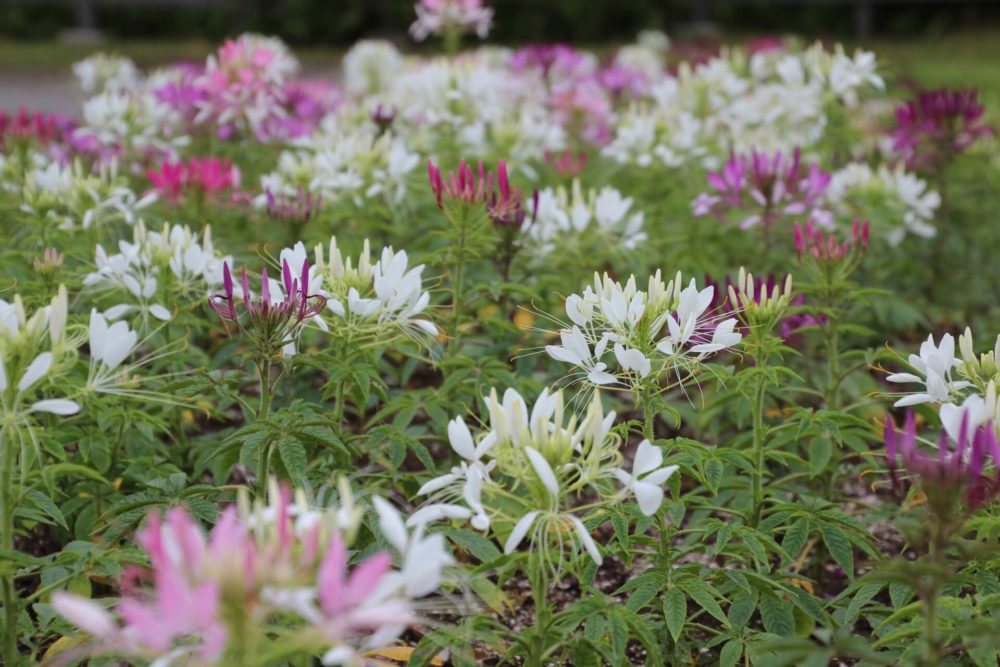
[719,638,743,667]
[760,595,794,636]
[782,518,810,558]
[819,524,854,579]
[809,435,833,477]
[664,587,686,642]
[685,581,730,626]
[278,436,307,485]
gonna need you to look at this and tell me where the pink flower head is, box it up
[147,156,241,204]
[0,107,74,150]
[693,148,833,231]
[371,103,397,133]
[486,160,538,228]
[427,158,494,209]
[598,65,650,100]
[410,0,493,41]
[886,411,1000,511]
[266,187,322,224]
[209,258,326,353]
[794,218,869,263]
[544,148,588,176]
[892,88,994,172]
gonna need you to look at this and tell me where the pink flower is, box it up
[794,218,869,263]
[692,148,833,231]
[544,148,588,176]
[427,158,494,208]
[886,411,1000,510]
[486,160,538,228]
[0,107,74,150]
[410,0,493,41]
[266,187,322,224]
[208,259,326,348]
[147,157,241,204]
[892,88,994,172]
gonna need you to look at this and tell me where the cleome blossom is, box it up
[52,482,454,666]
[413,387,680,571]
[887,333,970,408]
[410,0,493,42]
[546,272,742,391]
[279,235,438,340]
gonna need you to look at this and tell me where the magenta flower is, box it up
[885,411,1000,511]
[410,0,493,41]
[486,160,538,228]
[427,158,494,209]
[692,148,833,232]
[371,103,397,133]
[0,107,74,150]
[545,148,588,176]
[892,88,994,172]
[266,187,322,224]
[209,258,326,354]
[794,219,869,263]
[147,157,242,204]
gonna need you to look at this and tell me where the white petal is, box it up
[448,417,477,460]
[894,393,931,407]
[52,593,115,638]
[30,399,80,416]
[525,447,560,498]
[18,352,53,392]
[373,496,408,553]
[569,515,603,565]
[149,304,172,321]
[406,504,471,527]
[633,481,666,516]
[886,373,922,384]
[504,511,540,555]
[632,440,663,476]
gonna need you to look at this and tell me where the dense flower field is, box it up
[3,2,1000,665]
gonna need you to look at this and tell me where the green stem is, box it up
[450,213,469,352]
[750,354,770,528]
[922,526,948,666]
[525,560,551,667]
[640,388,655,441]
[255,358,272,496]
[1,426,18,666]
[825,320,840,411]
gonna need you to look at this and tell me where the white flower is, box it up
[545,327,617,385]
[614,343,651,378]
[417,417,497,496]
[613,440,679,516]
[939,394,993,444]
[887,333,970,406]
[89,309,138,372]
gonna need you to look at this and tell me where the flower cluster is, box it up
[0,108,74,151]
[209,258,327,357]
[825,162,940,245]
[523,180,647,254]
[414,387,678,569]
[84,221,231,323]
[692,147,832,231]
[257,126,419,207]
[410,0,493,42]
[53,482,455,666]
[885,412,1000,512]
[280,236,438,339]
[146,156,242,204]
[545,272,742,390]
[0,286,80,420]
[892,88,994,172]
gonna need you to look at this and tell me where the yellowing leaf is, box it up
[44,636,83,659]
[363,646,444,665]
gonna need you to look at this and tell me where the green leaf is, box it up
[819,524,854,579]
[782,518,810,558]
[663,587,686,643]
[759,595,794,636]
[277,436,308,485]
[719,638,743,667]
[728,588,757,627]
[685,581,730,627]
[441,527,500,562]
[809,435,833,477]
